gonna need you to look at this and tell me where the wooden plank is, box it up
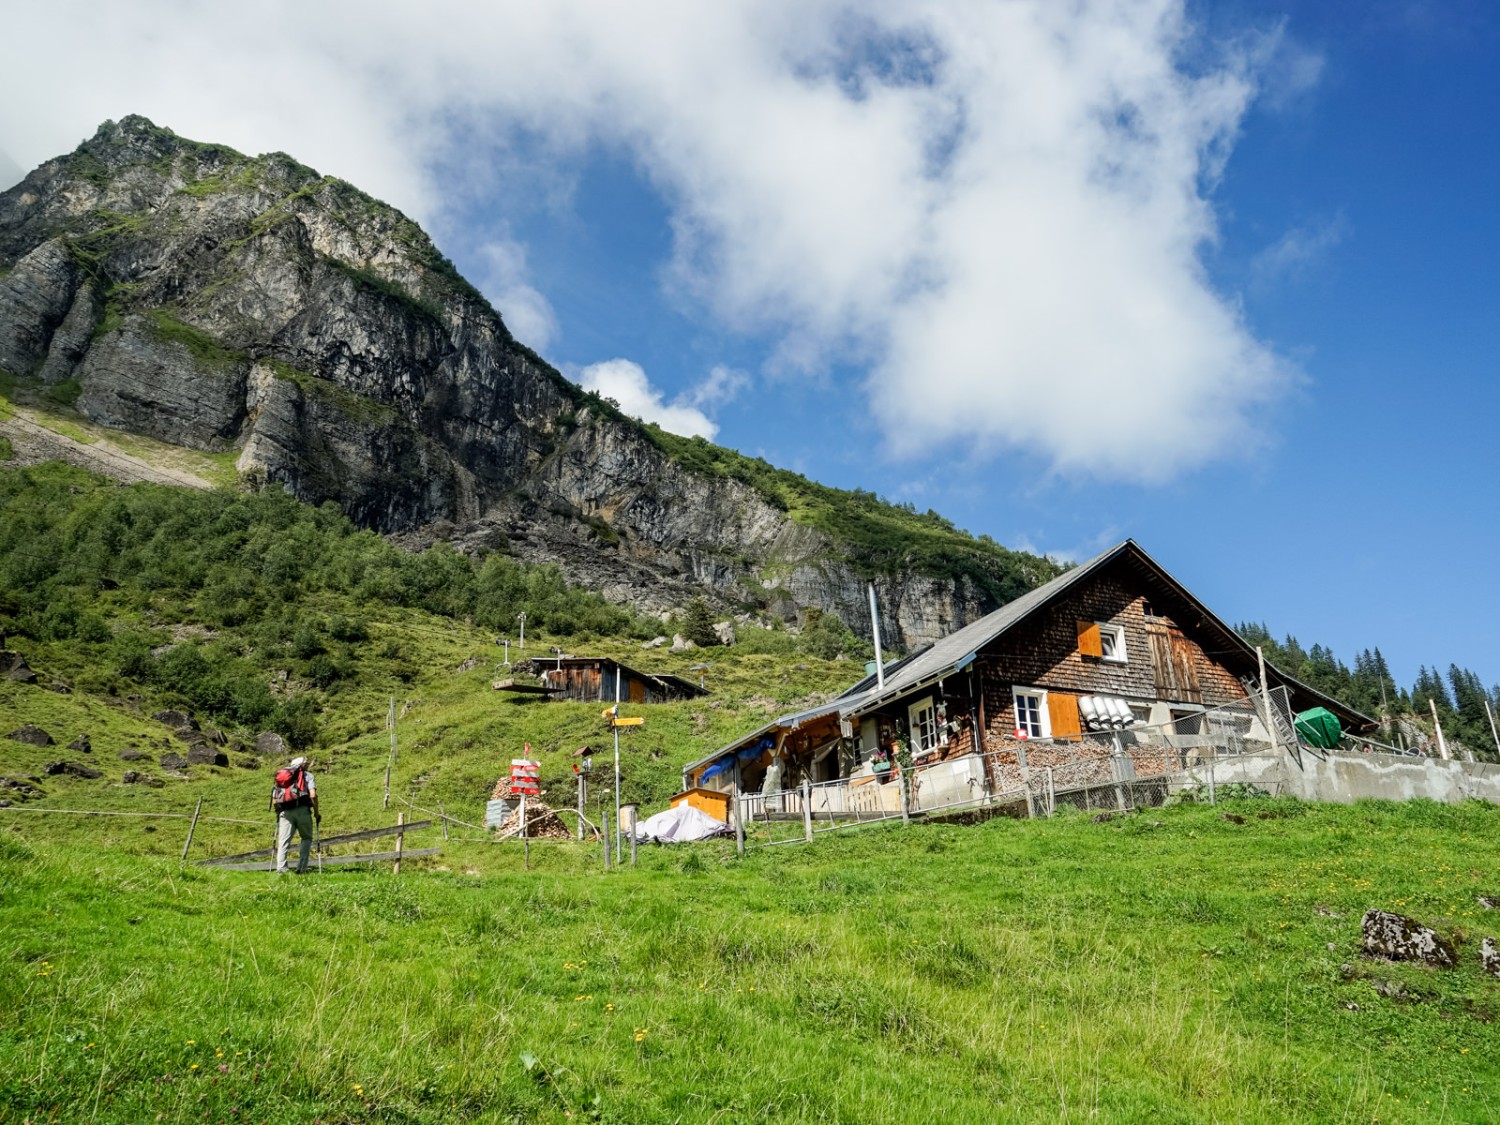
[493,679,559,694]
[197,821,433,865]
[1169,632,1204,704]
[210,848,440,873]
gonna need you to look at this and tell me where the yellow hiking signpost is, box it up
[602,684,646,865]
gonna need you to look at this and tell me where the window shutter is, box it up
[1047,692,1082,739]
[1077,620,1103,658]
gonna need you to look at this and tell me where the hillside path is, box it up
[0,409,215,490]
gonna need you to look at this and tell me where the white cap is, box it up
[289,756,307,769]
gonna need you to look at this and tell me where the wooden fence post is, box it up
[602,807,611,870]
[181,795,203,861]
[393,813,404,875]
[1046,768,1056,817]
[802,778,814,842]
[438,801,449,841]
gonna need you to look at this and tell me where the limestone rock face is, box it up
[0,116,1059,648]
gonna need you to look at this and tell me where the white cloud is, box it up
[1250,215,1349,292]
[682,364,750,411]
[471,238,559,353]
[577,359,718,439]
[0,0,1304,482]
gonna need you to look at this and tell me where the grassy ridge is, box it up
[2,800,1498,1123]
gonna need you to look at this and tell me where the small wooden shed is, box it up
[669,787,732,823]
[516,656,709,704]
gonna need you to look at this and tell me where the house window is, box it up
[1098,623,1127,663]
[908,696,941,756]
[1013,688,1050,739]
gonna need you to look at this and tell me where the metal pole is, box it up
[1046,767,1055,817]
[1206,762,1216,805]
[613,668,622,864]
[802,778,814,842]
[577,769,585,841]
[522,792,530,870]
[1485,699,1500,758]
[867,583,886,691]
[181,795,203,861]
[1257,647,1278,752]
[518,612,525,651]
[384,696,395,809]
[734,761,746,856]
[1430,698,1450,760]
[315,815,322,875]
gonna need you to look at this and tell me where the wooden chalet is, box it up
[682,540,1371,797]
[515,656,709,704]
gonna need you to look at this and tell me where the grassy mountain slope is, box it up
[3,802,1498,1123]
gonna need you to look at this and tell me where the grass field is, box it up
[2,797,1498,1123]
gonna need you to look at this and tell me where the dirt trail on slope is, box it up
[0,409,215,490]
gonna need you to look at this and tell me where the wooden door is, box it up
[1147,622,1204,703]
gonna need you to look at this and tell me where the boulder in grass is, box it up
[1480,938,1500,979]
[0,776,45,801]
[159,753,190,771]
[118,749,146,761]
[255,731,288,757]
[4,651,37,684]
[1361,909,1456,968]
[67,734,92,753]
[44,760,103,779]
[6,724,53,746]
[121,771,165,788]
[152,710,197,731]
[186,745,229,767]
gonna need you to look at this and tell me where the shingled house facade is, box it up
[682,541,1369,806]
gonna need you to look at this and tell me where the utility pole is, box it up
[613,666,622,865]
[1430,698,1450,760]
[1485,698,1500,759]
[867,582,886,691]
[1257,647,1279,753]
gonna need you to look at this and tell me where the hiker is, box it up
[271,756,320,874]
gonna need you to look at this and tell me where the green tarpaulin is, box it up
[1294,707,1343,749]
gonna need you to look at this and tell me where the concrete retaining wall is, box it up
[1180,749,1500,806]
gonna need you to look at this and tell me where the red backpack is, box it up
[271,767,310,812]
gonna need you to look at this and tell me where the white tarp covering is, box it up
[633,804,732,843]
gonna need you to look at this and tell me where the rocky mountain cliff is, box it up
[0,117,1059,647]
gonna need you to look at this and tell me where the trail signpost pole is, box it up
[384,696,396,809]
[613,668,621,865]
[510,752,541,870]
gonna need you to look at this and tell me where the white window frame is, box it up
[1097,622,1127,664]
[907,695,942,756]
[1013,687,1051,739]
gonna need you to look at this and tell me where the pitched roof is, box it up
[682,539,1373,778]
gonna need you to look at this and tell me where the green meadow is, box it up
[2,801,1499,1123]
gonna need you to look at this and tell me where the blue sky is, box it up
[1,1,1494,693]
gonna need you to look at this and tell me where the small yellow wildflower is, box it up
[605,1003,615,1011]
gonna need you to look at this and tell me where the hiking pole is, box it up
[315,816,323,875]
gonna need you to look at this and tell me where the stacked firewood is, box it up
[490,776,573,839]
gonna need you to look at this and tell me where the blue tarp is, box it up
[699,736,774,780]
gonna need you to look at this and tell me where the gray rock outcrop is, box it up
[6,724,52,746]
[1361,909,1456,968]
[44,760,102,779]
[1482,938,1500,979]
